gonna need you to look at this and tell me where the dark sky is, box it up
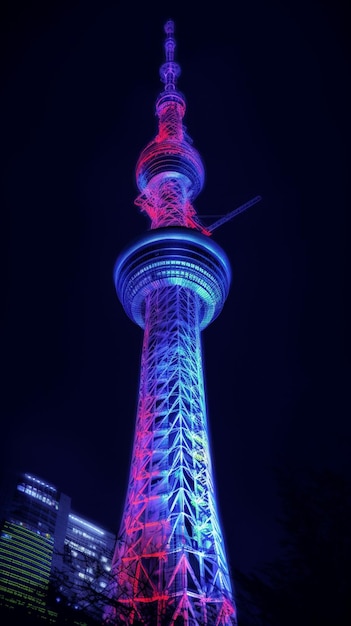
[1,0,349,577]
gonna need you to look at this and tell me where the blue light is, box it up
[114,228,231,330]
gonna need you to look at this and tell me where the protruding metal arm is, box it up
[207,196,262,233]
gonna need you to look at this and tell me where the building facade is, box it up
[58,512,115,620]
[0,471,116,622]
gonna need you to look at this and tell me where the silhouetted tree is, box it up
[233,467,351,626]
[49,544,236,625]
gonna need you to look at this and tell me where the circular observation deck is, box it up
[114,228,231,330]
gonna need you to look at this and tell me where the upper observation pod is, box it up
[135,20,208,234]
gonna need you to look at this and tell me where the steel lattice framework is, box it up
[104,20,237,626]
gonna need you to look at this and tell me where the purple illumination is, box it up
[105,21,237,625]
[135,20,208,234]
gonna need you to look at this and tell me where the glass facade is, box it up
[59,514,115,619]
[0,471,116,622]
[0,520,53,615]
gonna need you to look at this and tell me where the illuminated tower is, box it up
[106,20,238,625]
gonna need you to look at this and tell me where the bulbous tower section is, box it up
[135,20,207,233]
[105,20,237,626]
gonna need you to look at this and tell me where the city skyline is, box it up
[2,0,349,585]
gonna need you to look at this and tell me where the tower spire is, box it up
[160,19,181,92]
[135,20,209,233]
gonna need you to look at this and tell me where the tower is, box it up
[106,20,237,625]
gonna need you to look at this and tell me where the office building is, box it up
[0,471,115,622]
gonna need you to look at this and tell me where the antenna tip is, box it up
[164,20,175,35]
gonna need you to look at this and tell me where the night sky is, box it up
[1,0,349,577]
